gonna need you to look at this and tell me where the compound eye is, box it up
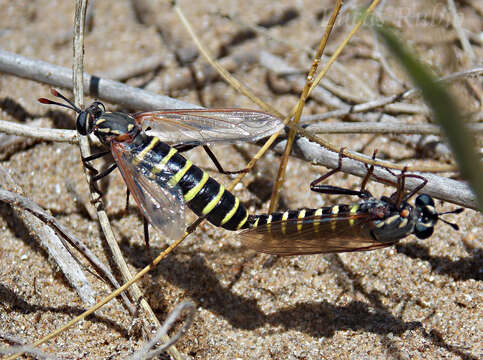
[76,111,90,135]
[91,102,105,117]
[414,223,434,239]
[415,194,434,208]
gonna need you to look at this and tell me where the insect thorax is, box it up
[366,198,417,243]
[94,112,139,142]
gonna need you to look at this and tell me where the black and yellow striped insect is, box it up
[39,90,283,241]
[39,90,462,254]
[241,165,463,255]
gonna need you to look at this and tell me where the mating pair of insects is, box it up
[39,90,462,255]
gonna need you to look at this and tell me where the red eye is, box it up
[400,209,410,218]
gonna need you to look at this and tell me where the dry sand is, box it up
[0,1,481,359]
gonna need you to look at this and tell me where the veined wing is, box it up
[239,213,393,256]
[111,141,185,241]
[134,109,283,145]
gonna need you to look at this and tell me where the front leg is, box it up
[81,150,112,197]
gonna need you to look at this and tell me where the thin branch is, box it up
[305,121,483,134]
[0,166,96,306]
[0,187,136,314]
[0,119,53,160]
[72,2,182,360]
[0,341,56,360]
[97,54,166,81]
[269,0,342,212]
[447,0,476,63]
[0,119,77,143]
[276,137,477,210]
[129,300,196,360]
[0,49,199,111]
[302,66,483,123]
[73,4,181,359]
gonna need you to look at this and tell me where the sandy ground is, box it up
[0,0,481,359]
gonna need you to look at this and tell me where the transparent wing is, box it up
[134,109,283,145]
[111,142,185,241]
[239,214,393,255]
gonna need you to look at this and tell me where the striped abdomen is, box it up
[131,135,250,231]
[240,200,419,255]
[246,204,364,238]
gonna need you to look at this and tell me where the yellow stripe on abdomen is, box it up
[330,205,339,231]
[184,171,209,202]
[167,160,192,188]
[221,197,240,226]
[133,137,159,165]
[151,147,178,175]
[281,211,289,235]
[348,205,359,227]
[236,212,249,230]
[313,208,323,233]
[297,209,306,232]
[202,184,225,216]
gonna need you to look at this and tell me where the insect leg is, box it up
[372,166,428,206]
[174,143,248,175]
[401,173,427,201]
[90,163,117,182]
[310,148,372,198]
[359,149,378,192]
[143,217,153,263]
[82,150,116,196]
[201,145,248,175]
[82,150,111,171]
[173,143,200,152]
[81,150,112,196]
[124,189,130,215]
[397,169,428,204]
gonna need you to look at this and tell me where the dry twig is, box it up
[129,300,196,360]
[71,2,183,359]
[0,166,96,306]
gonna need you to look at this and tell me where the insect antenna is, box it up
[38,89,81,114]
[438,207,464,230]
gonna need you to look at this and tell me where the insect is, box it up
[39,89,283,241]
[240,153,464,255]
[39,90,463,254]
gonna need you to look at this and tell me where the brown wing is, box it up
[134,109,283,145]
[239,214,394,255]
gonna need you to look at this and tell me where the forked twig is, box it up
[268,0,343,212]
